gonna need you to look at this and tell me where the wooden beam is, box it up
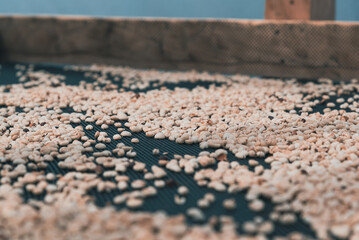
[265,0,335,20]
[0,16,358,81]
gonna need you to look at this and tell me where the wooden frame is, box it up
[0,15,358,81]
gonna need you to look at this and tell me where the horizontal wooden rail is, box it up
[0,15,358,80]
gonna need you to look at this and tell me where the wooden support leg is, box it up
[310,0,335,20]
[265,0,335,20]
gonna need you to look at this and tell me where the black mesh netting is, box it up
[1,61,358,239]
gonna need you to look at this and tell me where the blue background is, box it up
[0,0,358,21]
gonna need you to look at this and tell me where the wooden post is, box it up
[310,0,335,20]
[265,0,335,20]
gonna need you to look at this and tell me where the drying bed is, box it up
[0,62,359,239]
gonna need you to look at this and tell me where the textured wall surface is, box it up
[0,0,358,21]
[1,16,358,80]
